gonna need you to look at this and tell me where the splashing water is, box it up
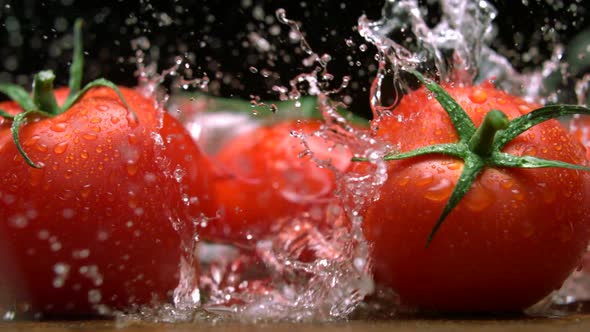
[4,0,589,323]
[115,0,590,323]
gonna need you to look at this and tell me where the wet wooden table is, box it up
[2,315,590,332]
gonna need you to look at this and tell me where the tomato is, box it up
[356,78,590,312]
[569,115,590,158]
[0,84,210,316]
[199,119,352,245]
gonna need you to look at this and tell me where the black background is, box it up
[0,0,588,118]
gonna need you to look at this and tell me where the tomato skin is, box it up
[0,87,208,316]
[569,115,590,159]
[199,119,351,244]
[358,83,590,312]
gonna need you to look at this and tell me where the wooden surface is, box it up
[2,315,590,332]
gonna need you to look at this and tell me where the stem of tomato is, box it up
[33,70,60,115]
[467,109,509,157]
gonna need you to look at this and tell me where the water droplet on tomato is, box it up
[397,175,410,187]
[469,89,488,104]
[80,151,89,159]
[445,161,462,170]
[81,184,92,198]
[128,133,138,145]
[88,289,102,304]
[50,122,68,132]
[126,163,139,176]
[127,112,139,128]
[64,169,74,179]
[95,146,103,153]
[415,172,434,186]
[52,263,70,288]
[523,146,537,156]
[511,188,525,201]
[518,104,531,113]
[82,133,98,141]
[500,178,514,189]
[53,141,68,154]
[96,104,109,112]
[9,214,28,228]
[464,183,495,211]
[90,117,101,124]
[35,142,48,152]
[423,178,453,202]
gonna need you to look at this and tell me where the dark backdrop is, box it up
[0,0,588,118]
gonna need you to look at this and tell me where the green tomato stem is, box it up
[33,70,60,115]
[67,18,84,100]
[467,109,509,157]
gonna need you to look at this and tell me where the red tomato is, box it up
[357,81,590,312]
[0,87,209,316]
[569,115,590,159]
[199,119,351,244]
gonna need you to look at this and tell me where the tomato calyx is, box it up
[354,70,590,246]
[0,19,136,168]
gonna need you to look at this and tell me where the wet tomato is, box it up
[357,76,590,312]
[200,119,352,244]
[0,21,208,316]
[0,85,208,316]
[569,115,590,158]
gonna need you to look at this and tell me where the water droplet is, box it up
[469,89,488,104]
[81,184,92,198]
[464,183,495,211]
[128,133,138,145]
[523,146,537,156]
[52,263,70,288]
[72,249,90,259]
[82,133,98,141]
[173,166,186,182]
[9,214,28,228]
[423,178,453,202]
[53,141,68,154]
[126,163,138,176]
[500,178,514,189]
[415,172,434,186]
[397,175,410,187]
[35,142,48,152]
[518,105,531,113]
[90,117,101,124]
[50,122,68,132]
[110,116,120,124]
[88,289,102,304]
[62,208,75,219]
[511,188,525,201]
[127,112,139,128]
[446,161,462,170]
[80,151,89,159]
